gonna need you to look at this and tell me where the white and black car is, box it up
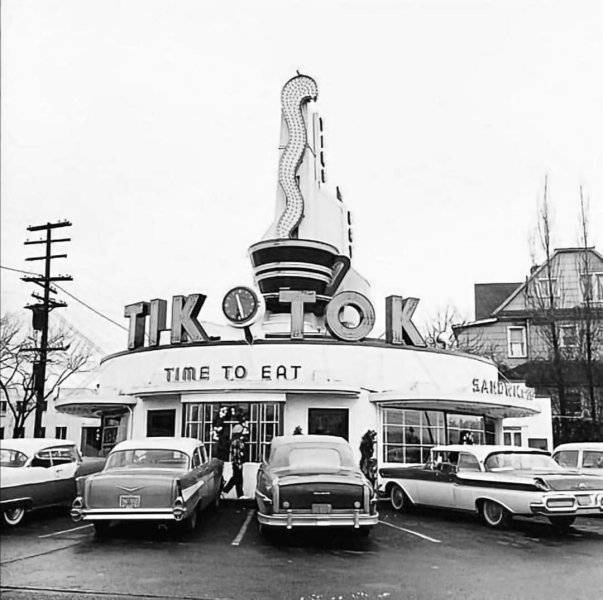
[379,445,603,530]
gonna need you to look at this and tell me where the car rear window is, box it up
[105,449,189,470]
[270,444,355,469]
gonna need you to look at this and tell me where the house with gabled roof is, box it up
[453,247,603,444]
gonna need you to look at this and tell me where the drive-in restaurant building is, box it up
[56,75,551,496]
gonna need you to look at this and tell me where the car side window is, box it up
[51,445,78,465]
[192,449,201,469]
[457,453,481,472]
[31,449,53,468]
[200,446,208,464]
[554,450,578,469]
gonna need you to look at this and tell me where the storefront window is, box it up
[184,402,282,462]
[447,414,485,445]
[382,409,445,464]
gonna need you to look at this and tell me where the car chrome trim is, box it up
[257,511,378,528]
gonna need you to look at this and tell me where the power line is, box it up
[1,264,128,333]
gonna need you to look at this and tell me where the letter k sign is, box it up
[171,294,210,343]
[385,296,426,346]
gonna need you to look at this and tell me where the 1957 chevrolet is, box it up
[71,437,223,536]
[379,445,603,530]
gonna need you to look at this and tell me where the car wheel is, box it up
[92,521,111,538]
[480,500,511,528]
[549,516,575,532]
[390,484,410,511]
[3,507,26,527]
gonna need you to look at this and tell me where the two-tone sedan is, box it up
[71,437,223,536]
[1,438,104,527]
[379,445,603,530]
[255,435,378,536]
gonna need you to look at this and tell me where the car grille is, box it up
[279,483,364,510]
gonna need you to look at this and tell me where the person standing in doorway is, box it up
[223,424,246,498]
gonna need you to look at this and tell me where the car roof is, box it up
[110,437,201,455]
[0,438,77,455]
[431,444,548,461]
[270,434,350,447]
[553,442,603,452]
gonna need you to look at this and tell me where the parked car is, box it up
[552,442,603,475]
[0,438,105,527]
[255,435,378,536]
[379,445,603,530]
[70,437,223,536]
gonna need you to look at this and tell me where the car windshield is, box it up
[583,451,603,469]
[270,444,356,470]
[0,449,29,467]
[484,452,562,472]
[105,449,189,470]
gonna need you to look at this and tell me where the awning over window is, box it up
[370,391,539,419]
[55,388,137,418]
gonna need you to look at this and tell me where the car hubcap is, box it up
[391,487,404,509]
[4,508,25,525]
[484,502,502,524]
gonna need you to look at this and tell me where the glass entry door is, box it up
[308,408,349,440]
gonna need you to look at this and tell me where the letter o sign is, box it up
[325,291,375,341]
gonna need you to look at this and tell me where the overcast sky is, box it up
[2,0,602,354]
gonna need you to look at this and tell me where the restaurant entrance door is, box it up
[308,408,349,440]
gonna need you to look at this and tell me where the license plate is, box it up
[312,503,332,514]
[119,495,141,508]
[577,495,591,506]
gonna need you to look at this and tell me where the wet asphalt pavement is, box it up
[1,501,602,600]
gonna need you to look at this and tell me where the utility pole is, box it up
[21,220,73,438]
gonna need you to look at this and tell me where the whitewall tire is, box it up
[390,485,410,512]
[480,500,511,528]
[3,507,26,526]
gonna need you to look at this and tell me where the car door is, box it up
[28,449,59,508]
[453,452,483,510]
[50,445,80,504]
[418,451,457,507]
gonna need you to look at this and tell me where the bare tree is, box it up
[576,186,601,433]
[424,304,503,365]
[0,312,93,438]
[524,176,570,439]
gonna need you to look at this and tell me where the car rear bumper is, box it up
[257,510,378,529]
[530,494,603,517]
[71,507,180,522]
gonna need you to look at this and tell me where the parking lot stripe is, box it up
[39,524,93,538]
[231,509,255,546]
[378,519,442,543]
